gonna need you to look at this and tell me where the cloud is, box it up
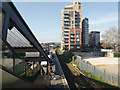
[89,17,118,25]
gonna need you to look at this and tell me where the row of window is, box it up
[64,11,81,18]
[70,35,80,38]
[70,46,80,49]
[70,38,80,42]
[70,31,80,34]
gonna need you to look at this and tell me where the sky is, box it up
[12,2,118,43]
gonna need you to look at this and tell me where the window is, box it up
[69,11,73,17]
[69,18,71,22]
[75,19,78,22]
[72,19,74,24]
[75,23,78,25]
[75,12,78,15]
[72,21,74,24]
[64,11,68,14]
[65,39,68,42]
[64,29,69,31]
[70,35,74,38]
[64,15,68,17]
[70,31,74,34]
[64,31,68,33]
[75,16,78,18]
[69,21,71,26]
[64,19,69,21]
[65,22,69,24]
[70,46,74,49]
[65,7,73,9]
[65,26,69,28]
[75,2,77,5]
[76,31,80,34]
[72,25,74,29]
[75,26,78,28]
[70,39,74,41]
[76,39,80,41]
[76,34,80,37]
[77,46,80,49]
[65,36,69,38]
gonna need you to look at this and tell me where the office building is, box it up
[89,31,100,48]
[82,17,89,49]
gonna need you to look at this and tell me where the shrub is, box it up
[114,53,120,57]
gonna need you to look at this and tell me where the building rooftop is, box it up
[90,31,100,33]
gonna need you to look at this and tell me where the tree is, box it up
[101,26,118,49]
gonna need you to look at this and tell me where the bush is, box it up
[114,53,120,57]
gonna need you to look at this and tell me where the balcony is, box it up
[64,29,69,31]
[64,12,69,15]
[64,26,69,29]
[64,23,69,26]
[75,23,78,26]
[70,43,75,45]
[70,36,74,39]
[70,32,74,35]
[64,33,69,35]
[64,15,69,18]
[70,41,75,43]
[65,40,69,43]
[75,16,78,18]
[64,19,69,22]
[76,42,80,45]
[64,36,69,38]
[75,13,78,16]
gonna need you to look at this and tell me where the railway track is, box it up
[74,66,97,89]
[56,54,96,89]
[57,55,77,88]
[56,52,100,90]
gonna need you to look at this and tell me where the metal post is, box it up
[39,53,42,74]
[94,66,95,76]
[87,62,88,72]
[118,73,120,87]
[39,53,41,64]
[46,61,49,75]
[104,69,105,80]
[25,64,26,77]
[32,61,34,76]
[13,51,15,73]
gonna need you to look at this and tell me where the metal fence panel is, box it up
[76,56,119,86]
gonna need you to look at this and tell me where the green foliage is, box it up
[74,55,77,60]
[61,52,74,63]
[57,49,63,55]
[81,70,103,81]
[114,53,120,57]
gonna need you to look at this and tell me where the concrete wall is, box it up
[1,69,34,88]
[91,51,114,57]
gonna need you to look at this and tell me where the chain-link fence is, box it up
[75,55,119,86]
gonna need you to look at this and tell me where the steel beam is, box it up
[13,47,38,52]
[2,2,50,61]
[2,13,9,41]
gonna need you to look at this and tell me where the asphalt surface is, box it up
[49,54,69,89]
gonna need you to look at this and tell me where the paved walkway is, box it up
[49,53,69,89]
[33,75,50,88]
